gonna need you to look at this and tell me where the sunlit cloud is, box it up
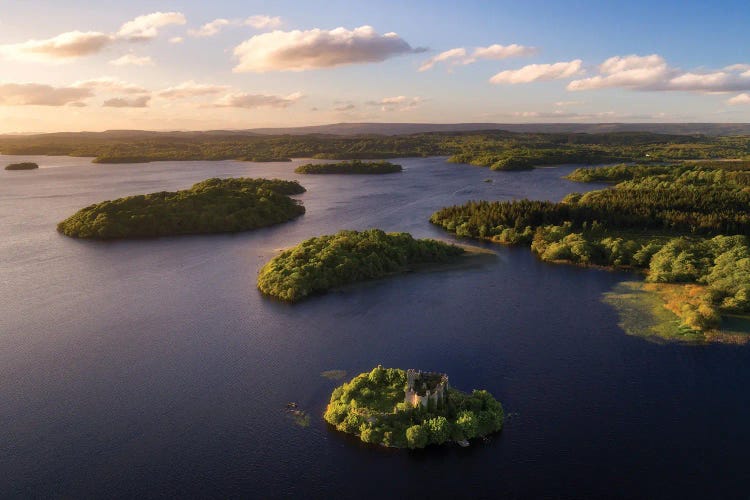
[159,81,229,99]
[72,77,147,94]
[103,95,150,108]
[727,93,750,105]
[214,91,304,108]
[490,60,583,84]
[233,25,423,72]
[245,15,282,30]
[567,54,750,92]
[109,54,154,66]
[419,43,536,71]
[169,36,184,44]
[117,12,186,41]
[367,95,423,112]
[189,19,232,38]
[0,83,93,105]
[0,31,114,62]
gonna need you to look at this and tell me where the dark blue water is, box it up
[2,156,750,499]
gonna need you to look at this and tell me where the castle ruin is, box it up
[404,369,449,409]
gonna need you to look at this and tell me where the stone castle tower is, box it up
[404,369,449,409]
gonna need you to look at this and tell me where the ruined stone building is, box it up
[404,369,449,409]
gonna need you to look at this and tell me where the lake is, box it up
[2,156,750,498]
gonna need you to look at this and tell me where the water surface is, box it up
[2,156,749,498]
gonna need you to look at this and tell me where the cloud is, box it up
[169,37,184,44]
[72,77,147,94]
[214,91,303,108]
[567,54,750,92]
[419,43,536,71]
[334,103,356,112]
[159,81,229,99]
[117,12,186,41]
[109,54,154,66]
[418,48,466,71]
[727,93,750,105]
[0,83,93,105]
[103,95,150,108]
[0,31,113,62]
[367,95,423,112]
[0,11,186,63]
[189,19,231,38]
[490,60,583,84]
[554,100,583,107]
[232,25,423,72]
[245,15,282,30]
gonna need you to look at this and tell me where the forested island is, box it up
[1,129,748,166]
[431,162,750,341]
[5,162,38,170]
[324,366,504,449]
[294,160,402,174]
[257,229,465,302]
[58,177,305,240]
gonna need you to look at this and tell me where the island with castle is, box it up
[324,366,504,449]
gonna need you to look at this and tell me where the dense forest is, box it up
[58,178,305,240]
[2,130,749,165]
[294,160,402,174]
[5,162,38,170]
[431,162,750,334]
[257,229,464,302]
[324,366,504,449]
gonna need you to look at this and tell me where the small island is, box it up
[324,366,504,449]
[294,160,402,175]
[5,162,39,170]
[58,177,305,240]
[257,229,465,302]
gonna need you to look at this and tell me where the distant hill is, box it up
[243,122,750,136]
[3,123,750,140]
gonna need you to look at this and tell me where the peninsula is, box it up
[431,161,750,341]
[257,229,465,302]
[5,162,38,170]
[324,366,504,449]
[58,177,305,240]
[294,160,402,174]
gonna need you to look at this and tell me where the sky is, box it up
[2,0,750,132]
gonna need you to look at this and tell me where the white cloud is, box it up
[0,83,93,105]
[554,100,582,107]
[367,95,423,112]
[245,15,282,30]
[420,43,537,71]
[0,31,113,62]
[214,91,303,108]
[473,44,537,60]
[72,77,147,94]
[490,60,583,84]
[567,54,750,92]
[117,12,186,41]
[418,48,467,71]
[189,19,231,38]
[0,11,185,63]
[169,36,184,44]
[727,93,750,105]
[232,25,422,72]
[103,95,150,108]
[159,81,229,99]
[724,64,750,72]
[109,54,154,66]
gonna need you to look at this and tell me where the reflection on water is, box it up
[2,156,750,498]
